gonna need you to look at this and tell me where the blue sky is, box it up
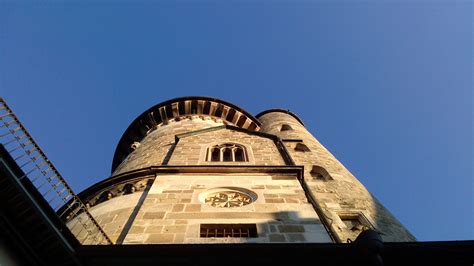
[1,1,472,241]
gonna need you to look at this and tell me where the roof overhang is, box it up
[112,97,261,173]
[256,108,305,126]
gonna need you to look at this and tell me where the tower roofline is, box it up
[256,109,305,126]
[111,96,261,173]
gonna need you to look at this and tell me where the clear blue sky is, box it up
[1,1,472,241]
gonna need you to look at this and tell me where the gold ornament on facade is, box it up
[204,191,253,208]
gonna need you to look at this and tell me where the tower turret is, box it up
[257,109,415,242]
[66,97,414,245]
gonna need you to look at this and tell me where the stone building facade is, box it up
[67,96,415,245]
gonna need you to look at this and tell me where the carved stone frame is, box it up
[198,142,255,165]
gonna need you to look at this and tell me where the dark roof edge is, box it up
[111,96,261,173]
[256,109,305,126]
[144,96,262,127]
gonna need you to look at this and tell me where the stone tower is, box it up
[67,96,415,245]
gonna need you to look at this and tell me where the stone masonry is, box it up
[257,111,416,242]
[68,97,415,245]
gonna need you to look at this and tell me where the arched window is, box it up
[207,143,248,162]
[280,124,293,131]
[234,148,244,161]
[223,148,233,162]
[310,165,333,181]
[295,142,311,152]
[211,148,220,161]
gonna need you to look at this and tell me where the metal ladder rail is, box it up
[0,98,112,245]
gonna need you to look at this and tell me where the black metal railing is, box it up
[0,98,112,245]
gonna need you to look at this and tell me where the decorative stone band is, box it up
[73,177,154,219]
[69,166,307,221]
[112,96,262,172]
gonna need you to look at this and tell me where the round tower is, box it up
[256,109,416,242]
[111,96,262,175]
[67,97,332,244]
[66,97,414,245]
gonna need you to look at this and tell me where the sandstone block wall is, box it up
[169,128,285,166]
[67,192,143,244]
[122,173,330,244]
[113,117,225,175]
[258,111,416,242]
[69,173,331,244]
[72,103,415,245]
[114,118,286,175]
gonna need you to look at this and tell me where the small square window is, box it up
[338,213,371,232]
[342,217,362,230]
[200,224,258,238]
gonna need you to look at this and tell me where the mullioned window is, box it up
[206,143,248,162]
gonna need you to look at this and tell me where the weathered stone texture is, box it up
[258,111,416,242]
[113,117,286,176]
[113,118,225,175]
[124,173,330,244]
[169,128,285,166]
[71,173,325,244]
[70,102,415,245]
[67,192,144,244]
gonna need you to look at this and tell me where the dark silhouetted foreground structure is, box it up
[0,97,471,265]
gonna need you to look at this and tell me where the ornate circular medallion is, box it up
[202,188,257,208]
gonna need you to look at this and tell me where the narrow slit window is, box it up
[211,148,220,162]
[223,148,232,162]
[234,148,245,161]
